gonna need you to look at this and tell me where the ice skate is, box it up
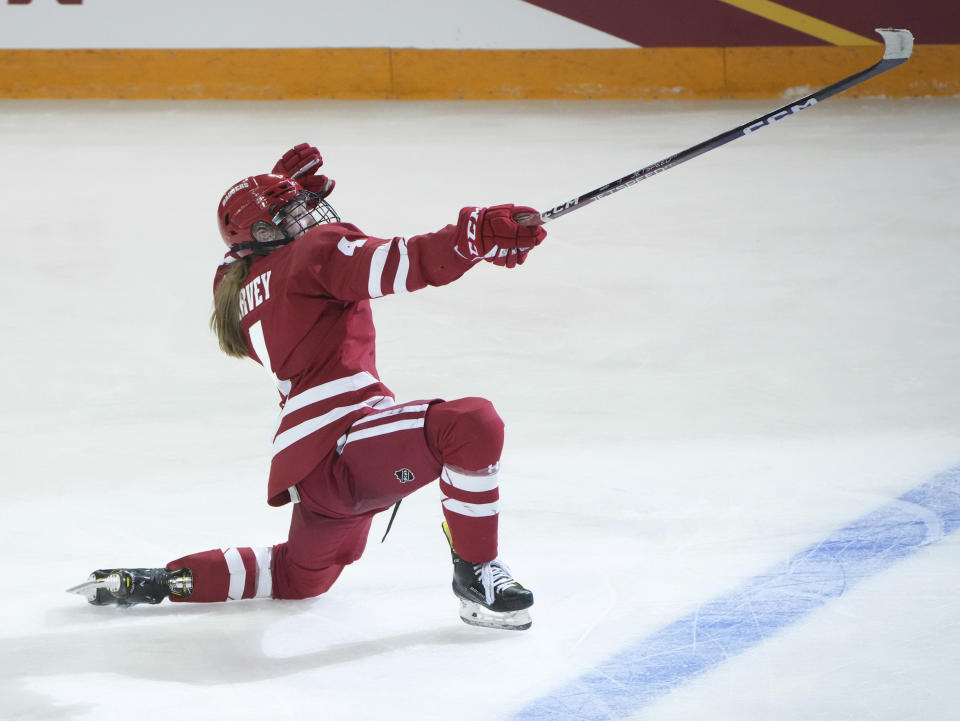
[67,567,193,606]
[442,522,533,631]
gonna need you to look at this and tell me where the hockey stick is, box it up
[525,28,913,225]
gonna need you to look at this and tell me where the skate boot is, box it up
[67,567,193,606]
[442,522,533,631]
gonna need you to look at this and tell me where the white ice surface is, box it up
[1,97,959,721]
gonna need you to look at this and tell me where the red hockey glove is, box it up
[454,205,546,267]
[272,142,335,198]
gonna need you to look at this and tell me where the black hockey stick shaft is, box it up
[531,28,914,225]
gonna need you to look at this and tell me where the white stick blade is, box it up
[876,28,914,61]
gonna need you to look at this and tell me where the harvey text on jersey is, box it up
[239,271,272,319]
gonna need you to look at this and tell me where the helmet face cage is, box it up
[272,190,340,240]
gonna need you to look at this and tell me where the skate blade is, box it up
[66,579,107,602]
[66,573,121,602]
[458,599,532,631]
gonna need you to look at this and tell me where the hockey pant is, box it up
[166,397,504,602]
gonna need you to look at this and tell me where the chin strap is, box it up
[229,237,295,257]
[220,238,295,266]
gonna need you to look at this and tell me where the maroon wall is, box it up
[523,0,959,46]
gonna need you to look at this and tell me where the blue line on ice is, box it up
[510,464,960,721]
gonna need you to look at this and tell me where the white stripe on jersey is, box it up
[394,239,410,294]
[441,498,501,518]
[341,418,425,447]
[248,321,293,397]
[368,243,391,298]
[274,396,390,454]
[351,402,430,428]
[280,371,380,420]
[442,464,500,493]
[223,547,246,601]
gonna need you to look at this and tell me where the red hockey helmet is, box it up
[217,173,340,257]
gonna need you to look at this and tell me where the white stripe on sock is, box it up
[253,546,273,599]
[223,547,246,601]
[442,465,500,493]
[442,497,501,518]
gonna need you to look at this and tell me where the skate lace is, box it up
[475,560,516,606]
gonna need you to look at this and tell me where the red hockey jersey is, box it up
[215,221,474,506]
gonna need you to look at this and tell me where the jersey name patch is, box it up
[239,270,272,320]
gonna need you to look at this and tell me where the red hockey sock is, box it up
[166,547,273,603]
[439,464,501,562]
[425,397,504,562]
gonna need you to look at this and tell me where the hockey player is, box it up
[68,144,546,631]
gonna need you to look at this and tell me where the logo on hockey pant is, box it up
[394,468,416,483]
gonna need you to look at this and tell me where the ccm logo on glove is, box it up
[455,204,546,268]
